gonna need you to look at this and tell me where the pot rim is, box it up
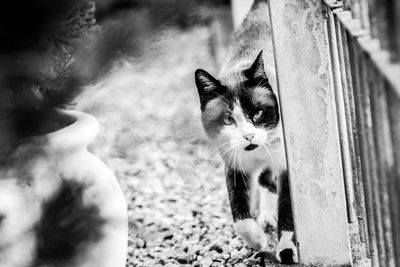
[31,109,99,151]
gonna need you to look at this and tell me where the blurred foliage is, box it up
[0,0,96,109]
[0,0,228,111]
[0,0,232,162]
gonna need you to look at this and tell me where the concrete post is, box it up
[268,0,353,265]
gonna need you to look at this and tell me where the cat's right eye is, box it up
[223,116,234,125]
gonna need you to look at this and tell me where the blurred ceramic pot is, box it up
[0,109,127,267]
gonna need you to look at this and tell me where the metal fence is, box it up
[232,0,400,265]
[324,0,400,266]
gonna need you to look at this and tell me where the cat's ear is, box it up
[244,50,268,80]
[195,69,220,95]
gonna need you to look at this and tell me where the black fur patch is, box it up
[195,67,279,130]
[239,78,279,129]
[277,171,294,238]
[279,249,295,264]
[194,69,229,111]
[257,168,277,193]
[244,143,258,151]
[34,179,105,266]
[225,168,252,222]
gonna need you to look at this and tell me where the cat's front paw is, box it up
[256,211,277,230]
[276,231,298,264]
[234,219,267,251]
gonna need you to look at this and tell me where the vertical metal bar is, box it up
[375,0,390,50]
[339,17,370,248]
[348,33,378,263]
[328,8,356,223]
[351,0,361,19]
[386,0,400,61]
[394,0,400,61]
[335,11,367,230]
[368,45,400,267]
[268,0,352,265]
[342,0,352,10]
[386,88,400,267]
[367,0,379,39]
[369,66,397,267]
[358,40,385,267]
[359,0,370,29]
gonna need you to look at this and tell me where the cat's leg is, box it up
[276,171,298,264]
[256,169,277,230]
[226,168,267,251]
[249,182,260,218]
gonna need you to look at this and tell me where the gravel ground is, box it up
[77,25,369,267]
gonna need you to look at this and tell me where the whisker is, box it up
[261,144,278,171]
[238,152,250,192]
[233,148,238,187]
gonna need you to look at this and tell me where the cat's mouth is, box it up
[244,144,258,151]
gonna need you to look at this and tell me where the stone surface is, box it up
[269,0,352,265]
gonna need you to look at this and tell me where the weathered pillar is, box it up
[268,0,353,265]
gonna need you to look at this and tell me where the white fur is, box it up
[234,219,267,251]
[212,102,288,255]
[257,187,277,229]
[214,103,286,177]
[276,231,299,263]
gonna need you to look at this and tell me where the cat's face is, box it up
[195,51,280,168]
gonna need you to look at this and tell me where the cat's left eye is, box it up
[253,110,263,121]
[223,116,234,125]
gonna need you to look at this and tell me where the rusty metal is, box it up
[349,34,379,264]
[358,38,386,267]
[337,11,371,252]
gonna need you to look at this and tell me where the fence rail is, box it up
[326,0,400,266]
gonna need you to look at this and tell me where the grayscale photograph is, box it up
[0,0,399,266]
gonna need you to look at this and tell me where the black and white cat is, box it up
[194,0,298,264]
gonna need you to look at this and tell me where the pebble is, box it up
[174,252,191,264]
[209,243,224,253]
[229,238,243,249]
[223,253,231,260]
[134,238,146,248]
[243,257,260,266]
[200,257,213,267]
[212,253,225,262]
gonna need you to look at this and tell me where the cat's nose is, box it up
[243,133,255,142]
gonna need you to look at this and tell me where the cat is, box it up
[194,0,298,264]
